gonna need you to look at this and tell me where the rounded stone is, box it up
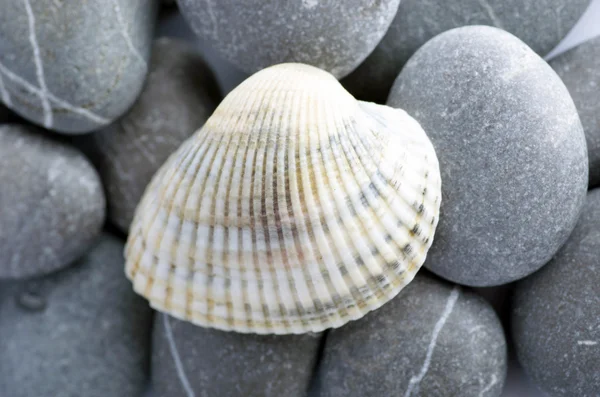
[551,37,600,188]
[0,124,106,279]
[0,0,159,134]
[152,313,322,397]
[176,0,400,79]
[91,37,220,233]
[388,26,588,287]
[512,190,600,397]
[316,273,507,397]
[0,234,153,397]
[342,0,591,103]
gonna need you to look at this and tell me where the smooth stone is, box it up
[551,37,600,188]
[316,273,507,397]
[343,0,591,103]
[152,313,322,397]
[0,0,159,134]
[512,190,600,397]
[0,234,153,397]
[388,26,588,287]
[0,124,106,279]
[176,0,400,78]
[91,37,219,233]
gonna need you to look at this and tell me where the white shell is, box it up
[125,63,442,334]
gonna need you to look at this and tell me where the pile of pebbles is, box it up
[0,1,598,396]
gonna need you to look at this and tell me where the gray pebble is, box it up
[343,0,591,103]
[0,124,106,279]
[512,189,600,397]
[176,0,400,78]
[316,273,507,397]
[551,37,600,188]
[388,26,588,286]
[0,234,153,397]
[152,314,322,397]
[0,0,159,133]
[91,37,219,233]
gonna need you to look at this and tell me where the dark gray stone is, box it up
[388,26,588,287]
[152,313,322,397]
[91,37,219,233]
[0,234,153,397]
[512,189,600,397]
[343,0,591,103]
[0,124,106,279]
[0,0,159,133]
[316,273,507,397]
[551,37,600,188]
[176,0,400,79]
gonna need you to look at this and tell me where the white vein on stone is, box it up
[477,0,504,29]
[110,0,147,69]
[404,287,460,397]
[0,73,12,106]
[478,374,499,397]
[0,62,109,125]
[163,314,195,397]
[24,0,53,128]
[577,340,598,346]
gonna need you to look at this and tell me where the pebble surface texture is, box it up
[316,273,507,397]
[176,0,401,79]
[551,37,600,188]
[0,234,153,397]
[512,190,600,397]
[342,0,591,103]
[0,124,105,279]
[152,314,322,397]
[92,37,220,233]
[388,26,588,287]
[0,0,158,134]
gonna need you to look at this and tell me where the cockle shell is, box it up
[124,63,442,335]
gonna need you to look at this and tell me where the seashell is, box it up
[124,63,442,335]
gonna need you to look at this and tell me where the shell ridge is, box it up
[304,91,349,329]
[345,107,438,290]
[200,87,252,329]
[311,95,360,326]
[326,114,384,311]
[330,114,391,305]
[225,75,274,329]
[135,134,205,299]
[259,80,292,332]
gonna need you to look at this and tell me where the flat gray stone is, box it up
[91,37,219,233]
[388,26,588,287]
[316,273,507,397]
[152,314,322,397]
[176,0,400,78]
[512,189,600,397]
[551,37,600,188]
[0,0,159,133]
[0,124,105,279]
[343,0,591,103]
[0,234,153,397]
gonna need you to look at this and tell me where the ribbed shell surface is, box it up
[125,63,441,334]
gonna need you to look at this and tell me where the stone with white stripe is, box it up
[512,189,600,397]
[0,124,105,279]
[0,234,153,397]
[316,273,507,397]
[0,0,158,133]
[151,313,323,397]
